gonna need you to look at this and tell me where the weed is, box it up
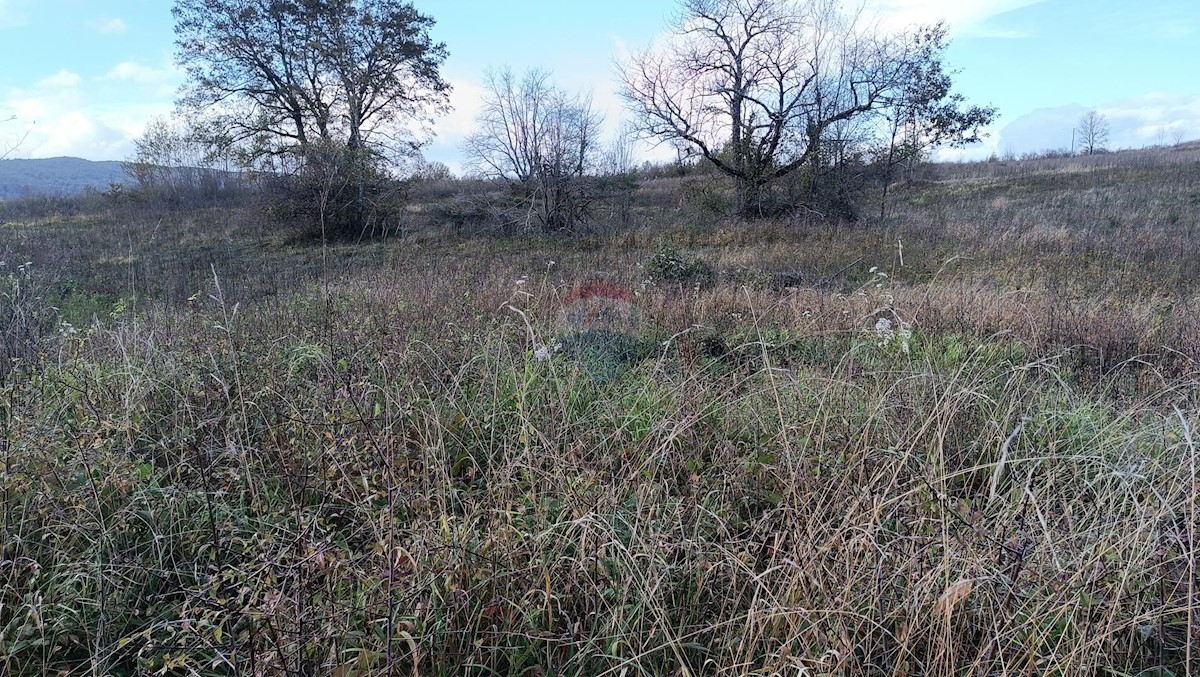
[646,243,718,289]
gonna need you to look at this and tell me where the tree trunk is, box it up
[347,115,367,238]
[735,177,770,218]
[879,114,902,219]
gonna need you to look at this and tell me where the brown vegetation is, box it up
[0,148,1197,674]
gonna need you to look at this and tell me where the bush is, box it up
[423,184,526,233]
[263,144,409,241]
[646,244,717,289]
[679,175,732,217]
[676,162,867,221]
[122,115,245,209]
[406,163,460,203]
[773,157,871,222]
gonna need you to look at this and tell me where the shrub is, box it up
[679,174,732,217]
[772,157,871,222]
[262,144,408,241]
[424,184,524,233]
[646,244,717,289]
[0,261,57,379]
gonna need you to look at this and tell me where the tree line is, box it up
[133,0,1000,234]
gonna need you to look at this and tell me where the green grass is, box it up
[0,154,1197,674]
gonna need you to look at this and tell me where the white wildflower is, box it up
[872,316,912,354]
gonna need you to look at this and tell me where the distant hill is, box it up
[0,157,130,199]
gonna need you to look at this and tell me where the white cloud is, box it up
[0,0,31,28]
[36,70,83,90]
[416,75,484,173]
[5,66,174,161]
[102,61,177,87]
[94,17,127,34]
[439,76,486,140]
[20,111,129,158]
[860,0,1045,36]
[996,104,1088,155]
[1098,94,1200,147]
[936,92,1200,162]
[938,94,1200,161]
[3,104,166,161]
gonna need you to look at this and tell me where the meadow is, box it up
[0,148,1197,675]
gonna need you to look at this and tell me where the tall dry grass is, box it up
[0,149,1197,674]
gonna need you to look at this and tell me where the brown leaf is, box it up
[934,578,974,617]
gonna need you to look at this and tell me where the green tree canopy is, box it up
[173,0,450,167]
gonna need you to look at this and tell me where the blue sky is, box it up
[1,0,1198,170]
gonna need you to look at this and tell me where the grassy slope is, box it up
[0,152,1197,674]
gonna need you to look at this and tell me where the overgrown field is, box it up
[1,154,1198,674]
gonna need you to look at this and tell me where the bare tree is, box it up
[603,122,639,177]
[124,115,242,204]
[1075,110,1110,155]
[463,67,603,231]
[1,116,31,161]
[412,160,454,182]
[621,0,918,216]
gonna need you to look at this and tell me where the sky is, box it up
[1,0,1198,171]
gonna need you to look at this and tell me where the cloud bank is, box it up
[936,93,1200,161]
[3,62,180,161]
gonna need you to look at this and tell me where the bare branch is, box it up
[620,0,920,215]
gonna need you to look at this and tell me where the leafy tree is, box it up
[173,0,450,235]
[174,0,449,163]
[877,22,997,216]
